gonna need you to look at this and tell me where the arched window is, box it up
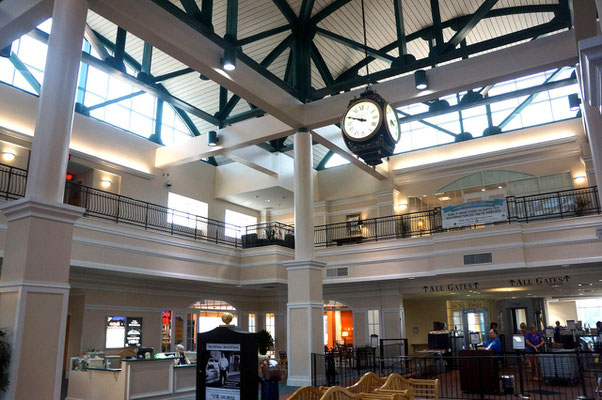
[183,300,238,352]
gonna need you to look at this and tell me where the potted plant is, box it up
[397,218,411,238]
[572,195,591,216]
[257,329,274,357]
[264,227,276,241]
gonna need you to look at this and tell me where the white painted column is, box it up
[0,1,86,399]
[285,128,325,387]
[293,128,315,260]
[25,0,88,203]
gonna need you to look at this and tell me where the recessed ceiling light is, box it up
[450,292,456,295]
[578,283,583,287]
[422,194,427,197]
[408,277,415,280]
[265,199,270,202]
[498,186,503,189]
[481,188,486,192]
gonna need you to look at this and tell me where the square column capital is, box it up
[0,197,84,224]
[283,259,327,271]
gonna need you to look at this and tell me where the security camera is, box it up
[166,180,172,188]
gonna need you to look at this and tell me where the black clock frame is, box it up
[341,88,400,166]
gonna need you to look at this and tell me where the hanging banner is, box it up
[441,199,507,229]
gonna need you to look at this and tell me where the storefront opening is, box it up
[323,300,353,349]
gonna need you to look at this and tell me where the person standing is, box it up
[525,325,544,380]
[553,321,562,344]
[218,353,229,386]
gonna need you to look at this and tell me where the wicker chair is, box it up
[320,386,409,400]
[319,372,386,394]
[375,374,439,400]
[286,386,325,400]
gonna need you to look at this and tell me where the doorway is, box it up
[511,307,527,333]
[323,300,353,350]
[462,308,489,348]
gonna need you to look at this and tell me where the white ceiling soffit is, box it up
[0,0,52,49]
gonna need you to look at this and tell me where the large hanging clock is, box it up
[341,88,400,166]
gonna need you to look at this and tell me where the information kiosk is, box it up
[197,313,258,400]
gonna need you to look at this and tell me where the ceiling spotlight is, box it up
[199,73,210,81]
[414,70,428,90]
[221,46,236,71]
[481,188,486,192]
[208,130,219,146]
[454,132,473,142]
[460,90,483,105]
[483,126,502,136]
[568,93,581,112]
[2,151,15,161]
[428,99,450,113]
[498,186,503,189]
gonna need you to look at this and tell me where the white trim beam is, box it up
[0,0,52,49]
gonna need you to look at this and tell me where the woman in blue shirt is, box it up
[525,325,544,380]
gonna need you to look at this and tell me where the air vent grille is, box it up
[326,267,349,278]
[463,253,493,265]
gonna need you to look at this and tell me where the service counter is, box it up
[66,358,196,400]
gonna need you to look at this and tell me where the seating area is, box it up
[287,372,439,400]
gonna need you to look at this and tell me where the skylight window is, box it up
[324,153,350,169]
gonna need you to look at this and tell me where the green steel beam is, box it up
[318,17,569,98]
[237,25,290,47]
[442,0,499,53]
[201,0,214,30]
[316,150,334,170]
[225,0,238,41]
[311,0,351,25]
[174,107,201,136]
[333,4,564,85]
[114,27,127,68]
[149,98,164,145]
[8,52,40,94]
[284,50,294,85]
[311,42,334,86]
[398,74,576,126]
[299,0,315,22]
[152,67,195,82]
[392,0,407,61]
[179,0,202,20]
[397,110,457,137]
[84,24,111,61]
[87,90,145,111]
[224,108,265,125]
[430,0,444,53]
[141,43,153,74]
[272,0,298,24]
[315,27,396,63]
[498,67,565,129]
[216,35,291,121]
[151,0,302,100]
[219,86,228,114]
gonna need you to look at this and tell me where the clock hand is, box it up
[348,117,367,122]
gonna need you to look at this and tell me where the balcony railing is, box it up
[314,209,440,248]
[0,163,600,250]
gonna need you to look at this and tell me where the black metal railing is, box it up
[312,351,601,400]
[0,162,601,251]
[314,209,440,247]
[242,222,295,249]
[0,163,27,200]
[507,186,600,223]
[64,181,243,247]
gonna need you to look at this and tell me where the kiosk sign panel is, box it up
[442,199,507,229]
[126,317,143,347]
[205,343,241,400]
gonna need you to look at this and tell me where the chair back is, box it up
[347,372,386,393]
[286,386,323,400]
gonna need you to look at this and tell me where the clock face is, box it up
[342,100,382,141]
[385,104,401,143]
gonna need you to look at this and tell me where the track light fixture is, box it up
[414,70,428,90]
[568,93,581,112]
[460,90,483,105]
[221,46,236,71]
[208,130,219,146]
